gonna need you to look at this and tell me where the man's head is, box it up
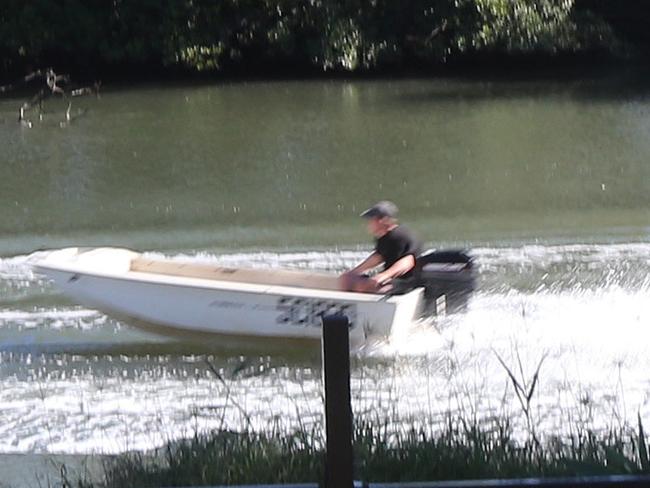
[360,201,399,237]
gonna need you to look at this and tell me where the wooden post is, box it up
[321,314,354,488]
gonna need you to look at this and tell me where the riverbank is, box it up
[0,453,108,488]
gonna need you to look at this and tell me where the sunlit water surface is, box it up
[1,244,649,456]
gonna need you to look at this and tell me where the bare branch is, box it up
[8,68,100,127]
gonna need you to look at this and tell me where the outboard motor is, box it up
[411,249,476,316]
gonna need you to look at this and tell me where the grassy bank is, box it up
[68,413,650,487]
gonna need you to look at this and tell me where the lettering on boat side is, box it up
[208,300,277,312]
[208,299,245,309]
[275,297,357,328]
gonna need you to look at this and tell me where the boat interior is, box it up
[130,256,343,291]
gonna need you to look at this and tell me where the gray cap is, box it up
[360,200,398,219]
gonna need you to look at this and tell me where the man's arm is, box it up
[373,254,416,285]
[339,252,385,292]
[349,252,384,275]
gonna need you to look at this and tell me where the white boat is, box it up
[32,247,475,347]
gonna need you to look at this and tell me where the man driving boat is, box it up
[340,200,421,293]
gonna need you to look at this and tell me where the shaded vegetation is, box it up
[1,1,649,79]
[70,414,650,487]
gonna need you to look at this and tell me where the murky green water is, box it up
[2,78,649,255]
[1,77,649,486]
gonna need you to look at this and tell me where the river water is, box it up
[1,77,649,485]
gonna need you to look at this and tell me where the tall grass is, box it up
[93,429,322,487]
[57,353,650,487]
[70,411,650,488]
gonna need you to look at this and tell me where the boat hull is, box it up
[34,248,423,346]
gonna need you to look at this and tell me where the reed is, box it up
[70,412,650,488]
[60,353,650,487]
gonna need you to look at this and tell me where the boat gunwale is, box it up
[32,261,409,304]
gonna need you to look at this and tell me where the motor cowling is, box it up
[413,249,476,316]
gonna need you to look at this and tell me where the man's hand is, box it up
[370,274,389,288]
[340,271,382,293]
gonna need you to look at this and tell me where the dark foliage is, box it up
[0,1,643,79]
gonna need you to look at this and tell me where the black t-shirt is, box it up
[375,226,422,277]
